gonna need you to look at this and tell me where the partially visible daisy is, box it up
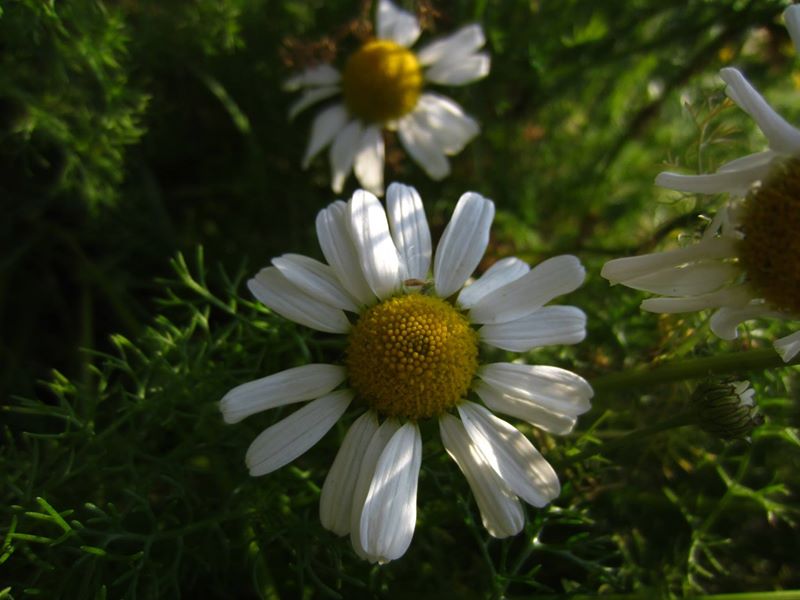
[601,5,800,363]
[656,6,800,197]
[601,170,800,362]
[221,183,592,563]
[285,0,489,196]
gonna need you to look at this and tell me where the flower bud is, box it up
[692,379,763,440]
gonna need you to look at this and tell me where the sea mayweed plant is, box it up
[2,1,799,598]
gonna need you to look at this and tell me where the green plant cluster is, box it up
[0,0,147,208]
[2,0,799,598]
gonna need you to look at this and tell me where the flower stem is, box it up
[562,411,695,466]
[590,348,799,395]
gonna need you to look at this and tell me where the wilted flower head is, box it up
[285,0,490,196]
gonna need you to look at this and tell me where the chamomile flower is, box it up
[221,183,592,563]
[285,0,490,196]
[601,5,800,363]
[601,173,800,362]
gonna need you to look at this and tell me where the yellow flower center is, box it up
[341,39,423,123]
[345,294,479,420]
[738,158,800,314]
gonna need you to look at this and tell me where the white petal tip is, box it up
[774,332,800,363]
[219,400,239,425]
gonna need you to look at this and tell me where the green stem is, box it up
[697,593,800,600]
[562,411,695,466]
[548,593,800,600]
[590,348,799,395]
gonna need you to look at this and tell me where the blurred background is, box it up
[2,0,798,597]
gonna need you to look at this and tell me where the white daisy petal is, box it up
[734,381,755,407]
[457,401,561,508]
[284,64,341,91]
[479,305,587,352]
[717,149,777,173]
[359,422,422,564]
[350,419,401,561]
[302,104,349,169]
[775,330,800,362]
[330,120,364,194]
[417,24,486,66]
[621,261,740,296]
[469,255,585,325]
[709,303,782,340]
[475,381,579,435]
[320,411,380,536]
[349,190,402,299]
[220,364,346,424]
[353,126,385,196]
[425,53,491,86]
[386,182,432,280]
[478,362,593,416]
[246,389,353,477]
[655,165,770,196]
[640,285,753,313]
[376,0,421,47]
[785,5,800,55]
[458,257,530,308]
[415,93,480,155]
[433,192,495,298]
[248,267,351,333]
[272,253,359,312]
[289,86,340,121]
[439,414,524,538]
[601,238,737,284]
[720,67,800,155]
[397,111,451,180]
[316,200,376,305]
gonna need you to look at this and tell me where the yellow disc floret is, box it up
[346,294,479,420]
[738,158,800,314]
[342,39,422,123]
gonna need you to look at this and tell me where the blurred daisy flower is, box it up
[221,183,591,563]
[285,0,490,196]
[601,5,800,363]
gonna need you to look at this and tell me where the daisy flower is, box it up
[601,186,800,362]
[221,183,592,564]
[285,0,490,196]
[601,6,800,363]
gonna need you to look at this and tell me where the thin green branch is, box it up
[562,411,696,467]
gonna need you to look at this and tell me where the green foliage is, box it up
[3,251,250,597]
[0,0,148,209]
[2,0,800,597]
[2,251,797,597]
